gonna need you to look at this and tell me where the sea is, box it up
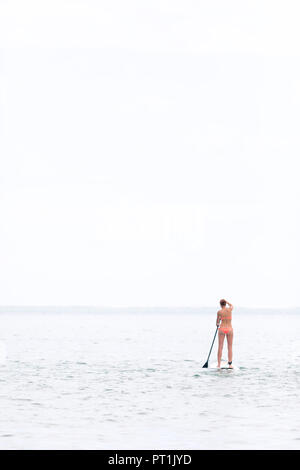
[0,308,299,449]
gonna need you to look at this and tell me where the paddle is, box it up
[202,325,219,368]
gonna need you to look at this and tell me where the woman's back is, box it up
[218,307,232,327]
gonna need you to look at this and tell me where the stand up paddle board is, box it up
[210,359,235,370]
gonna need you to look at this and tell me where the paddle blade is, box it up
[202,361,208,368]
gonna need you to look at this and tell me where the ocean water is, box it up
[0,310,299,449]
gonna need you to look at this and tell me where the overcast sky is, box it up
[0,1,299,308]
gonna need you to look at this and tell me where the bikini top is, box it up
[219,311,232,321]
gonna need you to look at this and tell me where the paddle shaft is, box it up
[203,326,219,366]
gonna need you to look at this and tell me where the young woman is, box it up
[216,299,233,368]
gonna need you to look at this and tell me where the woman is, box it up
[216,299,233,368]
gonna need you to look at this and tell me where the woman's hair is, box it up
[220,299,226,307]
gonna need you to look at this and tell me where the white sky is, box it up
[0,1,299,308]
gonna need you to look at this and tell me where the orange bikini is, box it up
[219,327,232,334]
[218,312,233,335]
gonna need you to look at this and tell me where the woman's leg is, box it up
[226,330,233,366]
[217,331,225,367]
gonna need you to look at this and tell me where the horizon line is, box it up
[0,305,299,311]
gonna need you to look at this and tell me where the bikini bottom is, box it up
[219,327,233,335]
